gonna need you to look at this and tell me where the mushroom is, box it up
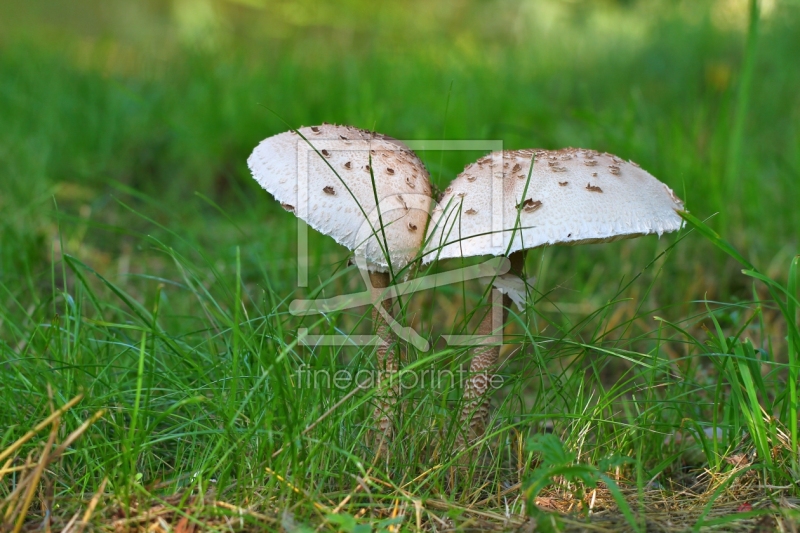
[423,148,684,446]
[247,124,433,450]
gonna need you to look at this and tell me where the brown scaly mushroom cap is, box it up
[248,124,433,273]
[423,148,684,263]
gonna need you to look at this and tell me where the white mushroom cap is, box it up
[423,148,684,262]
[248,124,432,272]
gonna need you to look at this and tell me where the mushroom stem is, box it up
[457,250,526,448]
[368,270,399,453]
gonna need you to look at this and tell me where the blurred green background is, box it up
[1,0,798,292]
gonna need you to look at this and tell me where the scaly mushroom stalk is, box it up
[369,270,399,453]
[457,250,525,447]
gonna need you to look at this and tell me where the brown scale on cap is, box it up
[586,183,603,193]
[281,203,295,212]
[407,222,417,231]
[609,165,621,175]
[512,163,522,172]
[323,186,335,195]
[387,168,395,175]
[584,160,598,167]
[344,161,352,169]
[517,198,543,212]
[321,149,330,157]
[551,166,567,172]
[311,126,320,134]
[465,208,477,215]
[559,181,568,186]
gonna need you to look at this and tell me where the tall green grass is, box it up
[1,0,799,529]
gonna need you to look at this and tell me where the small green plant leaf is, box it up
[524,434,641,532]
[325,512,358,532]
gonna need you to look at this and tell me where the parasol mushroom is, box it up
[424,148,684,446]
[248,124,433,450]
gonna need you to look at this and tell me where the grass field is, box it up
[1,0,799,531]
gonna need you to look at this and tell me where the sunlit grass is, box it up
[1,0,799,530]
[2,201,797,530]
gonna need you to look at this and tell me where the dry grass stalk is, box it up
[0,394,105,533]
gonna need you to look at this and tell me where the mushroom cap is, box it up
[423,148,684,262]
[248,124,432,272]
